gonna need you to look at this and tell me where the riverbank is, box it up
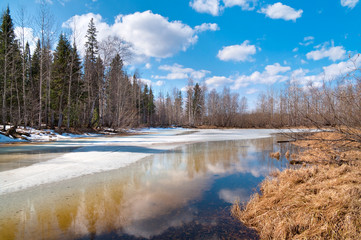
[232,131,361,239]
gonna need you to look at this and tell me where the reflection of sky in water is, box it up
[0,137,295,240]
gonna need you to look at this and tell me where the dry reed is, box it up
[232,132,361,239]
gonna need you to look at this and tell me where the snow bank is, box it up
[0,128,288,195]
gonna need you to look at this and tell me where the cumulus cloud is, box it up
[223,0,257,10]
[62,11,216,60]
[217,40,257,62]
[190,0,223,16]
[139,78,152,86]
[219,188,251,203]
[14,27,39,54]
[206,63,290,89]
[341,0,359,8]
[205,76,233,88]
[291,54,361,86]
[195,23,220,32]
[155,63,210,80]
[155,80,165,86]
[233,63,290,89]
[306,44,346,62]
[260,2,303,21]
[189,0,257,15]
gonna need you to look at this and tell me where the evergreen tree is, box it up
[193,83,204,125]
[0,6,16,130]
[84,18,99,127]
[51,33,72,128]
[85,18,98,63]
[67,42,82,128]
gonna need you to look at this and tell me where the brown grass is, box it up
[232,131,361,239]
[269,151,281,160]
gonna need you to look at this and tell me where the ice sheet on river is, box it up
[0,129,283,195]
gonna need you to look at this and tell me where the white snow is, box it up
[0,128,295,195]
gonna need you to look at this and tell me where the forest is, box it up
[1,6,360,132]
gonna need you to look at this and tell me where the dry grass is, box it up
[232,131,361,239]
[269,151,281,160]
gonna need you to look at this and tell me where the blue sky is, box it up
[2,0,361,107]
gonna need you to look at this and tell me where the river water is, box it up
[0,133,296,240]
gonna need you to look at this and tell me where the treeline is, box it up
[1,6,360,131]
[0,7,156,130]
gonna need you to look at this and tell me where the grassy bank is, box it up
[232,131,361,239]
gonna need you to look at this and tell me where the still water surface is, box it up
[0,137,295,240]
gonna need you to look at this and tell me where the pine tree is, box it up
[84,18,99,128]
[66,42,82,129]
[51,33,72,128]
[0,6,16,130]
[193,83,204,125]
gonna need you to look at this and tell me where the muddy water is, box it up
[0,137,296,240]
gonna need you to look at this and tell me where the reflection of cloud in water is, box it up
[0,136,286,239]
[219,188,251,204]
[123,207,194,238]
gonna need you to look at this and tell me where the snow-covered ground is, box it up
[0,128,290,195]
[0,126,101,143]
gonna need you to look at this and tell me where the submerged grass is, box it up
[232,131,361,239]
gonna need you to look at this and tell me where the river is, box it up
[0,129,296,239]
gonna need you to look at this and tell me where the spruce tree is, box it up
[0,6,16,130]
[52,33,72,128]
[84,18,99,127]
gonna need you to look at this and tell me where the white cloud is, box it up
[206,63,290,90]
[292,47,298,52]
[140,78,152,86]
[265,62,291,75]
[223,0,257,11]
[233,63,290,89]
[145,63,151,69]
[195,23,220,32]
[299,36,314,46]
[155,80,165,86]
[341,0,359,9]
[291,54,361,86]
[217,40,257,62]
[219,188,250,203]
[63,11,215,60]
[36,0,53,4]
[190,0,223,16]
[260,2,303,21]
[205,76,233,88]
[246,88,258,94]
[306,44,346,62]
[155,63,210,80]
[322,54,361,77]
[14,27,39,54]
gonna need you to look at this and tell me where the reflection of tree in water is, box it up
[0,137,292,240]
[0,216,17,240]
